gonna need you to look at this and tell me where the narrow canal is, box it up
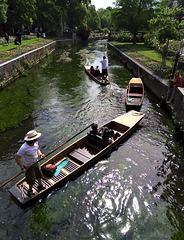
[0,40,184,240]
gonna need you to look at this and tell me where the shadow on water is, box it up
[0,40,184,239]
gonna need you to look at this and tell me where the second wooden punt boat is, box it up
[9,110,145,206]
[85,66,110,86]
[125,78,144,112]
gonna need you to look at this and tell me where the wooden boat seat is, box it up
[128,93,142,97]
[129,86,143,93]
[87,134,109,147]
[78,145,99,156]
[68,149,91,164]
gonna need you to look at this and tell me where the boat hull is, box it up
[85,66,110,86]
[125,78,144,112]
[9,110,145,206]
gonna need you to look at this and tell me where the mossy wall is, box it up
[0,41,58,89]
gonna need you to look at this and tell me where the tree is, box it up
[6,0,37,30]
[34,0,62,34]
[58,0,90,29]
[97,7,112,30]
[1,0,91,35]
[87,5,100,30]
[111,0,155,44]
[0,0,8,23]
[149,4,184,66]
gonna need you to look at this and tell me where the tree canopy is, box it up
[1,0,92,35]
[97,7,112,30]
[87,5,101,30]
[0,0,8,23]
[6,0,37,29]
[149,3,184,65]
[111,0,155,44]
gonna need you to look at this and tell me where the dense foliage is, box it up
[97,7,112,30]
[111,0,155,44]
[148,3,184,66]
[0,0,92,35]
[87,5,101,30]
[0,0,113,36]
[0,0,7,23]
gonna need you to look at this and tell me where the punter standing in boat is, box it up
[100,55,108,76]
[15,130,46,197]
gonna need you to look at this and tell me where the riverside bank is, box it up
[107,42,184,132]
[0,39,73,89]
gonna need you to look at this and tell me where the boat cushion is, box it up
[54,157,69,176]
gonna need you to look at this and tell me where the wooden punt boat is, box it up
[85,66,110,86]
[9,110,145,206]
[125,78,144,112]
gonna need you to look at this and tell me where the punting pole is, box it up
[0,123,93,188]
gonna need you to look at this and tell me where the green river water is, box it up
[0,40,184,240]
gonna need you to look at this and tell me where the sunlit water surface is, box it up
[0,40,184,240]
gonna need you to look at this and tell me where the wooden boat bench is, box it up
[87,134,109,147]
[68,136,107,164]
[68,148,91,164]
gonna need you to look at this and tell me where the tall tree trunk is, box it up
[162,39,169,67]
[133,34,137,45]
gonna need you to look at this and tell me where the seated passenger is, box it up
[95,66,101,77]
[109,129,115,141]
[14,37,20,45]
[89,123,101,136]
[101,127,112,144]
[90,66,94,73]
[109,129,121,141]
[95,66,99,70]
[92,66,100,77]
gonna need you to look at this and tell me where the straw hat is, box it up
[24,130,41,141]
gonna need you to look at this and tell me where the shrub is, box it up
[110,31,133,42]
[101,28,109,33]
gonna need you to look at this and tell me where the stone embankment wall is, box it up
[0,39,73,88]
[107,42,184,127]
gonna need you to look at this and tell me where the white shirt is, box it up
[17,142,39,167]
[100,59,107,69]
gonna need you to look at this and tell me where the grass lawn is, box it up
[113,42,173,67]
[0,38,47,51]
[112,42,173,80]
[0,38,53,63]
